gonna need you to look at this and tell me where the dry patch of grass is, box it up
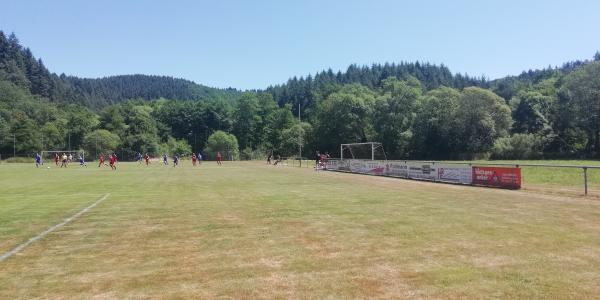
[1,162,600,298]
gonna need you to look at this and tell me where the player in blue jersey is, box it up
[35,152,41,167]
[173,154,179,167]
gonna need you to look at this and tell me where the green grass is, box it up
[1,161,600,298]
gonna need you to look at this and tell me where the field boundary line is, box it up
[0,193,110,262]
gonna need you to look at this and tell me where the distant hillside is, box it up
[0,31,241,109]
[63,74,240,108]
[489,53,600,100]
[266,62,488,116]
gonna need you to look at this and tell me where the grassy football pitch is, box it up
[1,161,599,298]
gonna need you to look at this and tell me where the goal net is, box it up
[340,142,387,161]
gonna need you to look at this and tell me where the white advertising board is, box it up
[348,160,367,173]
[326,160,475,186]
[325,160,339,170]
[346,160,386,175]
[384,161,408,177]
[407,162,437,180]
[436,164,472,184]
[364,161,386,175]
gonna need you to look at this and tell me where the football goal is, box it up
[340,142,386,161]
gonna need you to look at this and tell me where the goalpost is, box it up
[340,142,387,161]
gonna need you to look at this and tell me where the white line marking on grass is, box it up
[0,193,110,262]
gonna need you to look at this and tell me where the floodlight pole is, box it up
[13,134,16,158]
[298,103,302,167]
[340,144,343,160]
[40,134,43,165]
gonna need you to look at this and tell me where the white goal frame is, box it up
[340,142,386,161]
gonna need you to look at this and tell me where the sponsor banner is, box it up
[384,161,408,177]
[437,164,472,184]
[407,162,437,180]
[325,160,339,170]
[364,161,386,175]
[335,160,351,172]
[472,166,521,189]
[333,160,386,175]
[349,160,367,173]
[346,160,385,174]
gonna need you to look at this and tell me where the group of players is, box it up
[34,150,226,170]
[96,153,119,170]
[315,151,331,169]
[34,152,91,168]
[265,151,330,169]
[88,151,224,169]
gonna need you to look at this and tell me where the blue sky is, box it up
[1,0,599,90]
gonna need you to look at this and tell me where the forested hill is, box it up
[489,53,600,101]
[0,31,241,108]
[63,75,240,108]
[267,63,487,116]
[267,54,600,117]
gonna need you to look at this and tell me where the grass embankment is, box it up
[1,162,599,298]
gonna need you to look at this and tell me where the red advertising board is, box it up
[472,166,521,189]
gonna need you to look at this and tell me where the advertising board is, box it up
[472,166,521,189]
[328,160,522,190]
[437,164,472,184]
[364,161,386,175]
[407,162,437,180]
[384,161,408,177]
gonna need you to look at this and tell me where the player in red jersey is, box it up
[98,153,105,167]
[216,151,222,166]
[144,153,150,165]
[192,153,197,166]
[109,153,117,170]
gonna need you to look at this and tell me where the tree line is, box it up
[1,30,600,160]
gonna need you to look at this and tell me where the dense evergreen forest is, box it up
[1,30,600,160]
